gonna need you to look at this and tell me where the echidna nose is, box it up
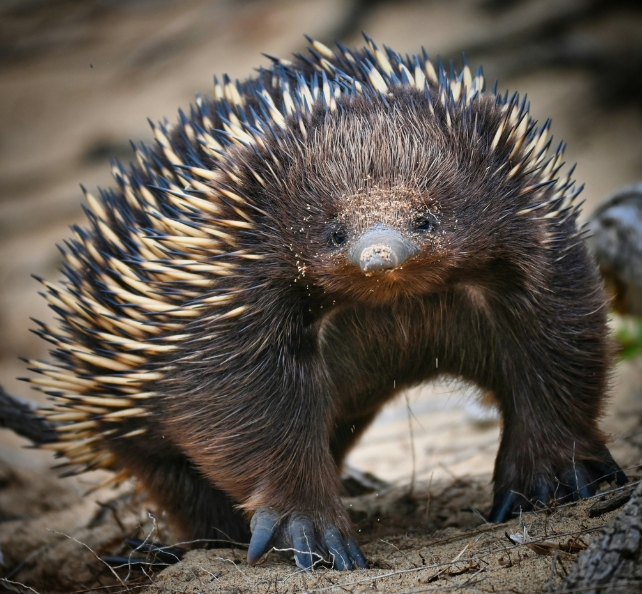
[349,226,419,274]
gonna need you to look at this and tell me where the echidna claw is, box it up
[324,527,351,570]
[290,515,317,570]
[346,535,369,569]
[488,491,519,523]
[248,507,279,565]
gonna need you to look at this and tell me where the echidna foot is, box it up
[248,507,367,571]
[489,449,627,523]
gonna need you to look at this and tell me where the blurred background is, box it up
[1,0,642,487]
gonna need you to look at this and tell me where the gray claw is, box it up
[488,490,519,523]
[248,508,280,565]
[324,528,351,570]
[346,536,368,568]
[291,516,317,570]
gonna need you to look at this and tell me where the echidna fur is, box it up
[22,34,626,568]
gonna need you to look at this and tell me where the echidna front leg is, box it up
[490,437,626,522]
[484,263,627,522]
[163,342,368,570]
[241,406,369,571]
[244,410,377,569]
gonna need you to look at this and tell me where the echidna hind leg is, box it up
[110,439,250,544]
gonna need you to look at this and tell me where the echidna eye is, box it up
[415,215,435,232]
[330,229,347,247]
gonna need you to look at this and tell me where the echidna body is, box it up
[26,35,626,570]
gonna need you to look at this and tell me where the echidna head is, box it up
[250,91,511,303]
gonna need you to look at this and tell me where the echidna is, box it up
[21,34,626,571]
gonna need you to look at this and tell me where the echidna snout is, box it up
[349,225,419,273]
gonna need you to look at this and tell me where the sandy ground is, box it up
[1,0,642,592]
[144,495,637,594]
